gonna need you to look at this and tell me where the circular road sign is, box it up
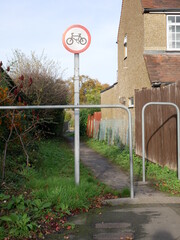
[62,25,91,54]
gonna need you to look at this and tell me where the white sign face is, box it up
[62,25,91,54]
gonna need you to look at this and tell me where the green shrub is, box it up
[80,109,100,136]
[80,109,89,136]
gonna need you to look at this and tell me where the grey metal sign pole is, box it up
[74,53,80,185]
[63,24,91,185]
[142,102,180,182]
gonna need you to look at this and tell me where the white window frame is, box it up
[124,35,127,59]
[128,97,134,108]
[167,15,180,51]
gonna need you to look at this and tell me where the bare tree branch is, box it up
[2,111,15,181]
[14,125,29,167]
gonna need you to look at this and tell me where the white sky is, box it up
[0,0,122,85]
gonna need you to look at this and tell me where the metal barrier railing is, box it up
[0,104,134,199]
[142,102,180,182]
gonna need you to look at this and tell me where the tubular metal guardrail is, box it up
[0,104,134,199]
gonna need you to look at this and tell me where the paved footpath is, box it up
[45,138,180,240]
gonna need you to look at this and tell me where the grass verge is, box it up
[86,138,180,196]
[0,138,120,240]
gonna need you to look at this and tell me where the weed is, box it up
[0,212,36,238]
[0,139,119,239]
[121,188,130,198]
[0,226,6,239]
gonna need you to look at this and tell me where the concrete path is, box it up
[67,137,174,200]
[45,137,180,240]
[80,141,130,191]
[79,141,167,199]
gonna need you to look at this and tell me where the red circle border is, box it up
[62,24,91,54]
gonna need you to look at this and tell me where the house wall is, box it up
[101,83,135,147]
[101,0,154,120]
[101,86,115,120]
[144,14,166,50]
[100,0,151,147]
[117,0,151,113]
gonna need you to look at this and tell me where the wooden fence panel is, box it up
[135,83,179,170]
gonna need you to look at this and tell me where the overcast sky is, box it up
[0,0,122,85]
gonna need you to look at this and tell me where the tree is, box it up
[67,75,109,136]
[8,50,69,136]
[0,63,39,181]
[68,75,109,105]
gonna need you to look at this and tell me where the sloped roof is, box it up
[141,0,180,9]
[0,67,16,88]
[144,54,180,83]
[101,82,118,94]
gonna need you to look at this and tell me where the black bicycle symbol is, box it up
[66,33,87,45]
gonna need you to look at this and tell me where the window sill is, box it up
[166,49,180,52]
[128,105,134,109]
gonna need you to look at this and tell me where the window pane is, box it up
[124,46,127,58]
[169,41,176,48]
[167,16,180,49]
[172,42,176,48]
[177,26,180,32]
[169,26,175,32]
[176,42,180,48]
[169,33,175,41]
[176,16,180,23]
[168,16,175,23]
[177,34,180,41]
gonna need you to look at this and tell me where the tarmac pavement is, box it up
[45,138,180,240]
[46,203,180,240]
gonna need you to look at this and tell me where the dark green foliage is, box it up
[0,139,119,239]
[80,109,89,136]
[80,109,100,136]
[120,188,130,198]
[43,109,65,137]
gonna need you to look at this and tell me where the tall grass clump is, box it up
[24,140,118,210]
[0,139,119,239]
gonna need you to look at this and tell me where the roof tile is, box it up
[141,0,180,9]
[144,54,180,83]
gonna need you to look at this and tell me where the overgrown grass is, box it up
[24,140,118,209]
[0,139,120,239]
[86,138,180,195]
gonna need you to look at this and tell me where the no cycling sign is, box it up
[62,24,91,187]
[62,25,91,54]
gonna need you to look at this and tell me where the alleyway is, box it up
[45,137,180,240]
